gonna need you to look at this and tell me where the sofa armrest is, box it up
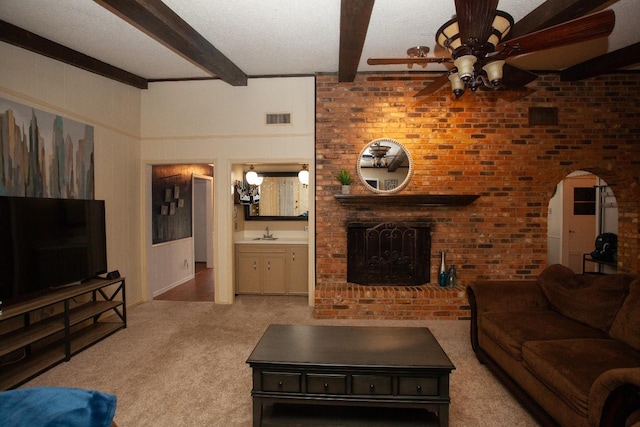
[467,280,550,354]
[589,367,640,427]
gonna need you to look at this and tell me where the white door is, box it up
[562,174,597,273]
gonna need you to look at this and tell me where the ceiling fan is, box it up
[367,0,615,99]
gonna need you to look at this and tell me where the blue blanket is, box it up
[0,387,116,427]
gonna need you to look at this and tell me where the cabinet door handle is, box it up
[267,261,271,270]
[292,252,296,261]
[252,261,257,270]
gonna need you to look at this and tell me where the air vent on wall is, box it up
[266,113,291,125]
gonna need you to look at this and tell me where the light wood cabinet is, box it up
[287,245,309,295]
[235,244,308,295]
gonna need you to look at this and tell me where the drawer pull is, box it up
[324,383,329,389]
[416,385,422,392]
[278,380,283,387]
[369,384,375,390]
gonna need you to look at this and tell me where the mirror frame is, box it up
[357,138,413,194]
[243,172,309,221]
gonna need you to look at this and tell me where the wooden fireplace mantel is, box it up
[334,194,480,207]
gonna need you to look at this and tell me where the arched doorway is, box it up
[548,171,618,274]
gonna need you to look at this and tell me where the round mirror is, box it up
[357,138,413,194]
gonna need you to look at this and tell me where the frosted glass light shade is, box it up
[298,169,309,185]
[246,167,261,186]
[448,72,465,98]
[454,55,477,80]
[482,60,505,86]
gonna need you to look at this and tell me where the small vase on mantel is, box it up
[447,265,457,288]
[439,251,448,287]
[341,185,351,195]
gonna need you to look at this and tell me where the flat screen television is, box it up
[0,196,108,307]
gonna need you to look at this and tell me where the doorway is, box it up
[547,171,618,274]
[154,174,214,301]
[563,173,597,273]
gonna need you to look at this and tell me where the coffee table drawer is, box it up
[307,374,347,394]
[262,372,301,392]
[352,375,392,395]
[398,377,439,396]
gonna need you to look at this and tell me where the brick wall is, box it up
[314,72,640,320]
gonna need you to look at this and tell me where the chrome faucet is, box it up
[264,226,272,239]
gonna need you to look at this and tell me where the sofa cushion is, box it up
[538,264,633,331]
[609,277,640,351]
[522,339,640,417]
[480,310,607,361]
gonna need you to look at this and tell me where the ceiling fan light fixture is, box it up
[436,18,461,54]
[487,11,514,48]
[482,60,506,86]
[453,55,477,81]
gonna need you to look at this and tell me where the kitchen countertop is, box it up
[234,238,308,245]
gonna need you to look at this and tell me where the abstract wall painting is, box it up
[0,97,95,199]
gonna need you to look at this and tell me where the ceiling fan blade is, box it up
[495,10,614,59]
[455,0,499,44]
[561,41,640,81]
[501,64,539,87]
[414,74,450,97]
[367,58,450,66]
[509,0,612,39]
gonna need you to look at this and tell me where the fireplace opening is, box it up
[347,222,431,286]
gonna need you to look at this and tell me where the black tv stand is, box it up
[0,277,126,390]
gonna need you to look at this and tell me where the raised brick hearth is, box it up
[315,283,469,320]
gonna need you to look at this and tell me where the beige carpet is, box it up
[24,296,541,426]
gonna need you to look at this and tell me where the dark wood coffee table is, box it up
[247,324,455,426]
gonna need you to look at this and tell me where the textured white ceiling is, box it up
[0,0,638,82]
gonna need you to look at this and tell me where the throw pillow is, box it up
[538,264,633,331]
[609,277,640,351]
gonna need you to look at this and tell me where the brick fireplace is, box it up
[314,199,471,320]
[313,72,640,320]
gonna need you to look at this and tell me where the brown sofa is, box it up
[467,264,640,427]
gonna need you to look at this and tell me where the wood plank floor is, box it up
[154,262,214,301]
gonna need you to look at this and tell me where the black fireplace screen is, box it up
[347,222,431,285]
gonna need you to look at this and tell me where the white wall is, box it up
[140,77,315,304]
[0,42,144,305]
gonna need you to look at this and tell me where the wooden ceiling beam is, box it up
[95,0,247,86]
[560,41,640,81]
[339,0,375,82]
[0,20,148,89]
[510,0,612,39]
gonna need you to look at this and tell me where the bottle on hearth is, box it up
[439,251,447,287]
[447,265,457,288]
